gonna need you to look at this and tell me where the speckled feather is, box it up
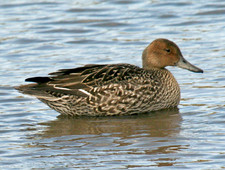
[17,64,180,116]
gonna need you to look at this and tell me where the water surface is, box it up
[1,0,225,169]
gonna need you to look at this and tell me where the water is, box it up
[1,0,225,169]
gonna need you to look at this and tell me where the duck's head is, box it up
[142,38,203,73]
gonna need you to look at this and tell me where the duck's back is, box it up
[16,64,180,116]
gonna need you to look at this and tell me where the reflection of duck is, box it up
[38,108,181,138]
[16,39,203,116]
[31,109,185,168]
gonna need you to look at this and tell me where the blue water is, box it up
[1,0,225,169]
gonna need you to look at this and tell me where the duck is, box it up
[15,38,203,116]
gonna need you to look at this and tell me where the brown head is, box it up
[142,38,203,73]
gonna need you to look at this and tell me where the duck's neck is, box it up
[142,65,168,72]
[142,47,151,69]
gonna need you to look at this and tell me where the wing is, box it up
[17,64,144,98]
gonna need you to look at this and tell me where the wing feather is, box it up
[18,64,144,98]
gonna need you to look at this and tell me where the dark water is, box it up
[1,0,225,169]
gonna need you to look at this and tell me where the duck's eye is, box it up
[165,48,171,53]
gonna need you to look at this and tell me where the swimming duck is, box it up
[16,38,203,116]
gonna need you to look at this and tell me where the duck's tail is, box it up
[15,84,54,99]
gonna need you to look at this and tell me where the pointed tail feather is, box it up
[14,84,51,98]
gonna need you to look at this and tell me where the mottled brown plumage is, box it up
[15,39,203,116]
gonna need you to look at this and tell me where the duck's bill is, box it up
[176,56,203,73]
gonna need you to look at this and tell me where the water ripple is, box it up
[0,0,225,169]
